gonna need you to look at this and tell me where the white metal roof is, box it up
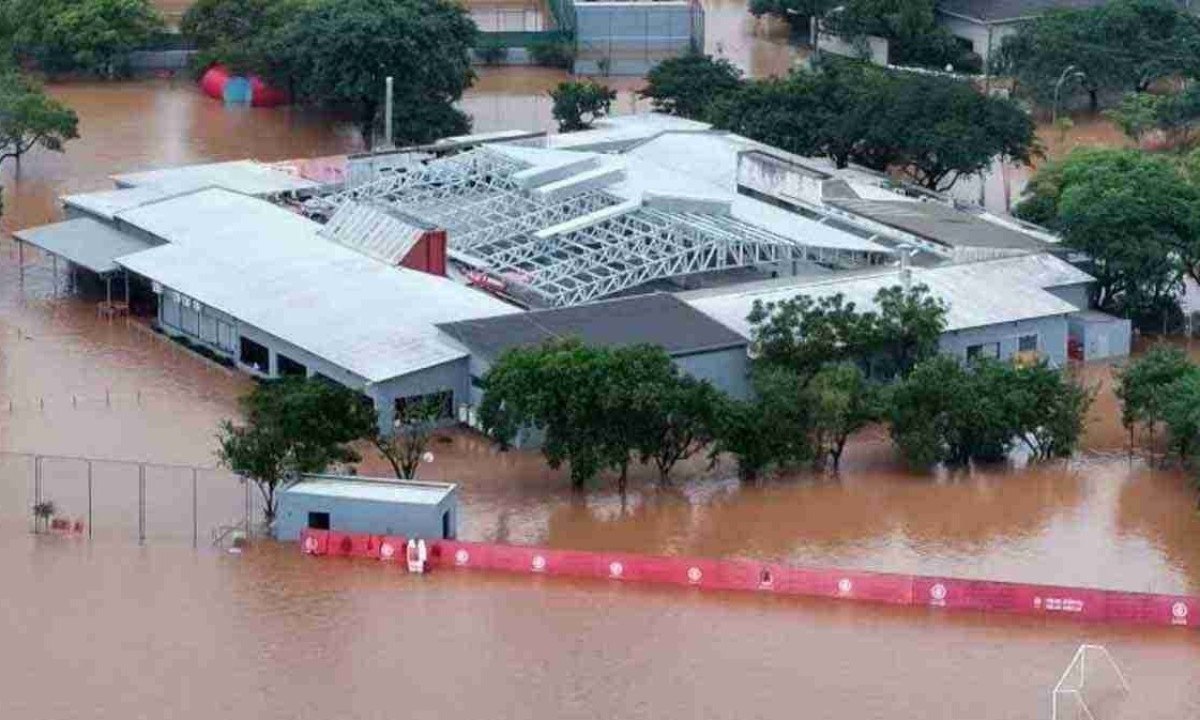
[283,476,455,505]
[61,185,189,221]
[13,217,155,274]
[318,200,427,265]
[114,189,519,382]
[111,159,319,196]
[686,254,1087,335]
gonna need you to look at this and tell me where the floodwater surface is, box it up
[0,5,1197,717]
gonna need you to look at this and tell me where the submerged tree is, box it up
[550,80,616,132]
[257,0,476,148]
[0,67,79,166]
[371,396,442,480]
[217,377,374,522]
[639,52,742,120]
[1115,344,1194,454]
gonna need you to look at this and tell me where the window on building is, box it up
[239,337,270,373]
[308,512,330,530]
[966,342,1000,361]
[277,354,308,378]
[216,321,235,353]
[1018,334,1039,352]
[470,375,485,389]
[395,390,454,421]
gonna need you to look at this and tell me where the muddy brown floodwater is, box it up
[1,4,1198,718]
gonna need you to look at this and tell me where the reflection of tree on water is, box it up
[1114,463,1200,595]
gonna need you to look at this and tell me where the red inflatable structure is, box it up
[199,64,289,108]
[299,529,1198,630]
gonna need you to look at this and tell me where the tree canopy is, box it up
[550,80,616,132]
[6,0,164,76]
[889,356,1091,467]
[217,377,375,522]
[0,67,79,166]
[640,52,742,119]
[707,61,1037,190]
[997,0,1200,111]
[1015,148,1200,324]
[254,0,476,148]
[747,283,947,381]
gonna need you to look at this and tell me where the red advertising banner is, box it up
[309,534,1198,630]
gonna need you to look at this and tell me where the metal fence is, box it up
[0,452,261,547]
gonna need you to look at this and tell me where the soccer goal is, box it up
[1051,645,1131,720]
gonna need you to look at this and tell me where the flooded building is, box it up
[437,291,753,406]
[684,253,1124,367]
[276,474,458,541]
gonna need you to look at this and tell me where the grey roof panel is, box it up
[14,218,155,275]
[828,198,1051,251]
[438,292,747,359]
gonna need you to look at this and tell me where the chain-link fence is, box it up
[0,452,262,546]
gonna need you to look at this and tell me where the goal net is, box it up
[1051,645,1131,720]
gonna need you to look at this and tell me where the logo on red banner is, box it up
[455,549,470,566]
[532,555,547,573]
[1173,601,1189,625]
[609,561,624,579]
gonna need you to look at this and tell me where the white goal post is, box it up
[1051,644,1131,720]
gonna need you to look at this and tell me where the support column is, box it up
[124,270,131,304]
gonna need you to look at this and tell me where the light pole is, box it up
[1052,65,1086,126]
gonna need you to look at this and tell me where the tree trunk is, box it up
[1088,89,1098,113]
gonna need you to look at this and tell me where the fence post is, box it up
[87,460,93,539]
[192,468,198,549]
[138,464,146,544]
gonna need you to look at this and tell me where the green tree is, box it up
[258,0,475,148]
[26,0,164,76]
[1115,344,1193,454]
[550,80,616,132]
[1107,87,1200,148]
[747,283,946,382]
[0,68,79,165]
[711,368,813,481]
[998,0,1200,112]
[709,63,1037,189]
[824,0,978,70]
[1015,148,1197,322]
[371,396,441,480]
[1008,361,1094,460]
[640,52,742,120]
[479,340,682,491]
[180,0,305,74]
[887,356,1085,468]
[1161,368,1200,464]
[635,375,723,484]
[880,72,1039,191]
[216,377,375,522]
[806,363,880,470]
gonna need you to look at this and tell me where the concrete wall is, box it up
[674,346,751,400]
[275,488,458,541]
[939,315,1071,367]
[574,1,699,76]
[935,15,1018,70]
[816,31,889,66]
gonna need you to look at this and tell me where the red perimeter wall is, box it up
[298,530,1197,629]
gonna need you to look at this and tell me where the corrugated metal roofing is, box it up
[827,197,1052,251]
[114,189,519,383]
[318,201,428,265]
[686,254,1088,336]
[438,292,747,359]
[283,476,454,505]
[13,217,155,275]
